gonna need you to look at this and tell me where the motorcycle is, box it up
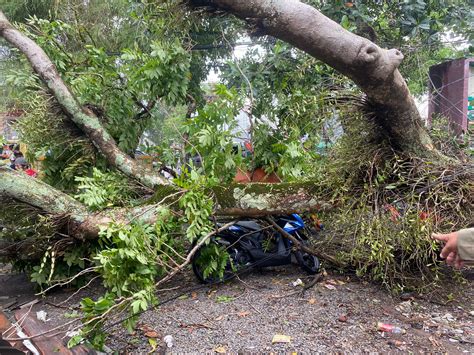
[191,214,320,283]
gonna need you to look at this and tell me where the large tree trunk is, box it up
[190,0,437,156]
[0,11,167,189]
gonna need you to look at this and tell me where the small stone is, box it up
[442,313,455,322]
[338,314,348,322]
[388,339,403,347]
[400,292,415,301]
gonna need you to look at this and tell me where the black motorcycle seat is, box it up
[234,220,262,230]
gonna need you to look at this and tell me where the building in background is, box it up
[428,57,474,139]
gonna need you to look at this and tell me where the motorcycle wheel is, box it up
[192,242,250,284]
[294,239,320,274]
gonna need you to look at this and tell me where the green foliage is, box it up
[97,221,166,297]
[70,207,181,348]
[216,295,234,303]
[0,201,93,286]
[73,295,115,349]
[75,168,136,210]
[429,114,472,160]
[251,124,319,179]
[221,41,344,178]
[70,174,219,348]
[330,206,441,292]
[181,85,244,182]
[312,0,472,96]
[0,0,57,23]
[194,241,230,280]
[2,1,473,348]
[6,11,192,186]
[175,169,214,241]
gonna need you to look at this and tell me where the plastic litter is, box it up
[377,322,406,334]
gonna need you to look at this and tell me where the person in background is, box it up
[13,153,37,177]
[432,228,474,269]
[1,144,12,158]
[10,150,23,169]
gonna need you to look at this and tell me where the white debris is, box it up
[441,313,455,322]
[14,323,40,355]
[164,334,174,348]
[36,310,48,322]
[292,278,304,287]
[395,301,413,315]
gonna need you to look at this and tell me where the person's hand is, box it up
[432,232,465,269]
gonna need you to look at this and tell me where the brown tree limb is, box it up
[0,167,166,239]
[266,216,343,267]
[1,167,330,242]
[190,0,437,156]
[0,11,167,188]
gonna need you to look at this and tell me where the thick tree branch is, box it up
[0,166,92,236]
[191,0,437,155]
[1,167,330,242]
[0,11,167,188]
[211,182,331,216]
[0,167,164,238]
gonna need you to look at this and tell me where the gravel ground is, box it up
[1,265,473,353]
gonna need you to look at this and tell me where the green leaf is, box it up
[67,335,84,348]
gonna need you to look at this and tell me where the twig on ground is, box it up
[269,273,324,299]
[155,285,181,293]
[3,222,235,342]
[245,291,262,315]
[235,274,261,291]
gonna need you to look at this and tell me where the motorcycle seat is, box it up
[234,220,262,230]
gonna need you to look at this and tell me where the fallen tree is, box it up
[0,0,472,349]
[0,0,443,240]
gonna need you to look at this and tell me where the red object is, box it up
[419,211,429,220]
[244,140,253,153]
[384,204,401,222]
[377,322,405,334]
[234,167,281,183]
[25,168,37,178]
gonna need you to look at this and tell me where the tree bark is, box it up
[0,167,175,239]
[191,0,437,156]
[0,11,167,188]
[212,182,331,216]
[1,167,330,242]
